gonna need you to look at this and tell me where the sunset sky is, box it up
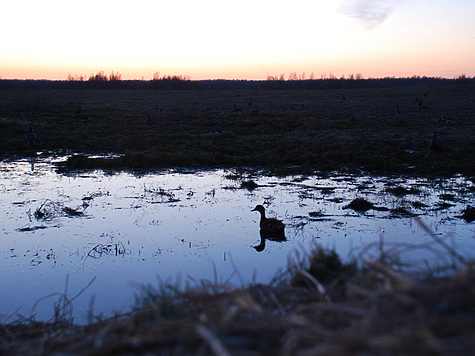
[1,0,474,81]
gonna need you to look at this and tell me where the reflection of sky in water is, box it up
[1,158,475,323]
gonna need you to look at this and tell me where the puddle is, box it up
[1,157,475,323]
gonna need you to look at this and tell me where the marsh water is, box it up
[1,157,475,324]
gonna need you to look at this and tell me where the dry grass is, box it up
[1,84,474,175]
[2,239,475,355]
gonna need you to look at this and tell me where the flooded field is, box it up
[1,157,475,324]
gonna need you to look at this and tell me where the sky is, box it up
[1,0,474,80]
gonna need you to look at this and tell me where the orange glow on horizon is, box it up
[1,1,474,82]
[1,63,473,82]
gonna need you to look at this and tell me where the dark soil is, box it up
[1,84,474,175]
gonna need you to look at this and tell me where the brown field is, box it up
[1,83,474,175]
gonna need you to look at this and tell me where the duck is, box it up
[251,205,285,233]
[146,114,158,125]
[26,125,37,145]
[429,132,443,153]
[213,125,223,134]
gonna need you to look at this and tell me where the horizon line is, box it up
[1,74,474,82]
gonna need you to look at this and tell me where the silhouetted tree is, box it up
[67,74,86,81]
[89,71,108,81]
[109,71,122,81]
[288,72,297,81]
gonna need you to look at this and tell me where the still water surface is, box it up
[1,157,474,323]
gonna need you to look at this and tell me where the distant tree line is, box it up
[1,71,473,90]
[266,71,364,81]
[67,70,122,82]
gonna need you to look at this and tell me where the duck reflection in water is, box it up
[28,156,36,171]
[251,205,286,252]
[252,229,287,252]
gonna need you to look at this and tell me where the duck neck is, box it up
[258,210,267,223]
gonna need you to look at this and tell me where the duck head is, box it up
[251,205,265,214]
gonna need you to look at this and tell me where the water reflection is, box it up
[1,157,475,324]
[28,156,36,171]
[253,230,287,252]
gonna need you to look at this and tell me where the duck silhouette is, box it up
[26,125,37,145]
[213,125,223,134]
[252,229,286,252]
[251,205,285,233]
[429,133,443,153]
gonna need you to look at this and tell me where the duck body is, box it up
[429,133,443,153]
[26,126,37,145]
[251,205,285,233]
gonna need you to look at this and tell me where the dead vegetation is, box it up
[2,232,475,355]
[1,84,474,175]
[460,205,475,223]
[32,199,87,221]
[343,197,389,212]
